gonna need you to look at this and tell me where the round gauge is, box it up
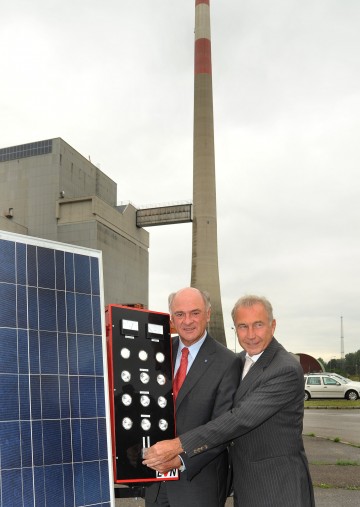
[141,418,151,431]
[122,417,133,430]
[157,396,167,408]
[138,350,148,361]
[120,347,130,359]
[140,372,150,384]
[121,370,131,382]
[159,419,168,431]
[156,352,165,363]
[140,395,151,407]
[157,374,166,385]
[121,394,132,406]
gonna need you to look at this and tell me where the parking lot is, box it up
[115,408,360,506]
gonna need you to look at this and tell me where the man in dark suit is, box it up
[144,295,315,507]
[145,287,241,507]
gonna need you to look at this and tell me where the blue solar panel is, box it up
[0,231,114,507]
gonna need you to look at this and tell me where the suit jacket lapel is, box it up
[175,335,216,408]
[236,338,279,397]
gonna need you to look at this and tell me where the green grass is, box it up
[304,433,360,448]
[314,483,360,490]
[311,459,360,466]
[304,399,360,408]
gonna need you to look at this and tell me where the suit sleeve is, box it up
[184,354,241,480]
[181,363,303,458]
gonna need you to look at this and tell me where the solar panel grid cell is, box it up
[0,233,113,507]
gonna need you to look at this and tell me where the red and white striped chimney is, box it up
[191,0,226,345]
[195,0,212,76]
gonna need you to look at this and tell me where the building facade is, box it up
[0,138,149,307]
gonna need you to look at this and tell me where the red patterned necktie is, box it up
[173,347,189,400]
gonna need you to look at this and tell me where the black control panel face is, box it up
[106,305,177,483]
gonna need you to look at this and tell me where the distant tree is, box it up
[345,349,360,377]
[320,350,360,378]
[326,357,339,372]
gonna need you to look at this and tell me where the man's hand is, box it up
[147,456,182,474]
[142,437,183,468]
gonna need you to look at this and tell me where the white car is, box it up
[329,373,360,385]
[304,374,360,401]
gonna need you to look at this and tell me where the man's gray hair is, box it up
[168,287,211,314]
[231,295,274,323]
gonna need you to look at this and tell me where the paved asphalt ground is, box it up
[115,434,360,506]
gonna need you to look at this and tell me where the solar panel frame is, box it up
[0,231,115,507]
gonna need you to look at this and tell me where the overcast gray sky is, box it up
[2,0,360,361]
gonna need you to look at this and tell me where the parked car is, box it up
[305,372,360,385]
[304,373,360,401]
[327,373,360,385]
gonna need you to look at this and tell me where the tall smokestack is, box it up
[191,0,226,345]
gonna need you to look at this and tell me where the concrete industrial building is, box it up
[0,138,149,307]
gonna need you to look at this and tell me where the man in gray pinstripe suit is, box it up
[145,287,241,507]
[144,295,315,507]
